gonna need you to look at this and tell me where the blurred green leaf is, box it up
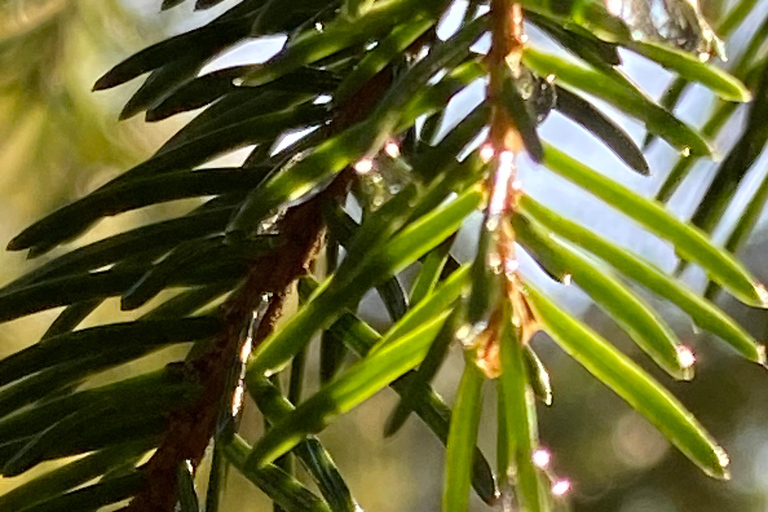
[120,237,234,311]
[0,261,244,323]
[40,299,103,339]
[149,67,338,122]
[93,2,259,90]
[527,13,621,69]
[119,55,202,120]
[3,205,235,290]
[0,369,198,442]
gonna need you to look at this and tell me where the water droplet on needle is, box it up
[532,449,551,469]
[676,345,696,369]
[756,344,767,367]
[505,257,519,276]
[756,283,768,307]
[354,157,374,174]
[551,479,571,496]
[480,144,495,163]
[489,151,515,218]
[384,142,400,158]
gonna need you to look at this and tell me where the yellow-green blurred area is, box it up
[2,0,768,511]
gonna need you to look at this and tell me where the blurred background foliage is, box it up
[2,0,768,511]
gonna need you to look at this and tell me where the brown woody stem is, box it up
[121,71,392,512]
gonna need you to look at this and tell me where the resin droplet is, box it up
[757,344,767,367]
[505,257,520,276]
[561,273,572,286]
[488,251,504,274]
[354,157,375,174]
[233,298,269,416]
[605,0,622,15]
[489,151,515,217]
[456,321,489,348]
[676,345,696,369]
[681,146,691,157]
[551,479,571,497]
[480,144,495,163]
[231,385,245,416]
[240,337,253,364]
[756,282,768,308]
[384,142,401,158]
[485,217,500,232]
[256,211,283,235]
[532,449,551,469]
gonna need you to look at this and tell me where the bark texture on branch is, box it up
[121,69,393,512]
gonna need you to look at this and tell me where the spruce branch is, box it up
[120,69,394,512]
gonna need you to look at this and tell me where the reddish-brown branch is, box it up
[488,0,524,154]
[122,179,342,512]
[121,71,393,512]
[469,0,536,377]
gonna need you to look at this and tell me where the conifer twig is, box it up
[121,72,394,512]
